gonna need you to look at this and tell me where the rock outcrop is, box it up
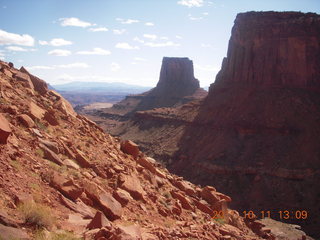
[213,11,320,89]
[94,11,320,239]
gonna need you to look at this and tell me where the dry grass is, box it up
[18,201,54,229]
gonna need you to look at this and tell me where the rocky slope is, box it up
[104,11,320,238]
[83,57,207,134]
[0,60,274,239]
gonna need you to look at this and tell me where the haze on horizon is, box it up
[0,0,319,88]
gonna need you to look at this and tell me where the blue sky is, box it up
[0,0,319,87]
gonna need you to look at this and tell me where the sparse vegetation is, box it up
[35,148,45,158]
[18,201,54,229]
[34,230,82,240]
[35,120,48,132]
[10,160,22,170]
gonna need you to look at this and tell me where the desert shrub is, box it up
[35,148,45,158]
[18,201,54,229]
[34,230,82,240]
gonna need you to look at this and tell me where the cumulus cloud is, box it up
[59,17,94,28]
[177,0,204,7]
[115,42,139,50]
[48,49,71,56]
[116,18,139,24]
[175,35,183,39]
[144,41,180,48]
[26,62,89,71]
[113,29,126,35]
[88,27,108,32]
[133,37,144,44]
[202,12,209,15]
[39,38,72,46]
[143,34,157,40]
[76,48,111,55]
[145,22,154,26]
[5,46,36,52]
[111,62,120,72]
[0,29,34,46]
[26,65,55,70]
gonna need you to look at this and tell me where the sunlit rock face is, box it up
[211,11,320,91]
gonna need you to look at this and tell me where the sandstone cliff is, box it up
[103,11,320,238]
[0,60,269,239]
[83,57,207,134]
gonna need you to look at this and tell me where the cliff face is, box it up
[213,11,320,89]
[105,12,320,238]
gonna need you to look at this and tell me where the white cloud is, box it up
[134,57,146,61]
[113,29,126,35]
[6,46,27,51]
[143,34,157,40]
[145,22,154,26]
[59,17,94,28]
[195,64,220,72]
[116,18,140,24]
[57,62,89,68]
[48,49,71,56]
[115,42,139,50]
[202,12,209,15]
[188,14,203,20]
[26,65,55,70]
[88,27,108,32]
[110,62,120,72]
[76,47,111,55]
[26,62,89,71]
[39,40,48,45]
[0,29,34,46]
[175,35,183,39]
[144,41,180,48]
[160,36,169,40]
[39,38,72,46]
[133,37,144,43]
[177,0,204,7]
[50,38,72,46]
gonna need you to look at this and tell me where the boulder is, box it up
[60,195,95,219]
[97,192,122,221]
[170,191,193,210]
[39,143,63,165]
[63,159,80,170]
[43,110,59,126]
[113,189,133,206]
[75,150,92,168]
[50,173,83,201]
[14,71,34,90]
[137,157,156,173]
[86,211,111,230]
[20,66,48,95]
[0,224,30,240]
[120,140,140,159]
[39,138,59,154]
[18,114,35,128]
[119,174,146,201]
[0,113,11,144]
[28,101,45,120]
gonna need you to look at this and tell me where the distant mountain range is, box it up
[52,81,152,94]
[51,81,152,106]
